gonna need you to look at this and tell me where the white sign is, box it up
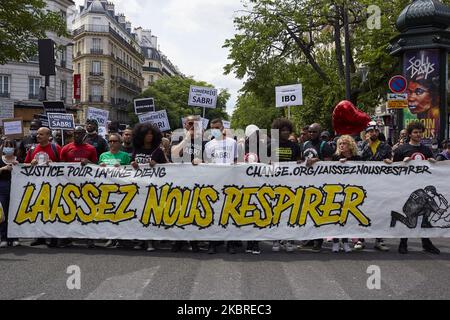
[275,84,303,108]
[134,98,155,115]
[47,113,75,130]
[87,107,109,128]
[3,119,23,136]
[0,104,14,126]
[8,162,450,240]
[98,126,107,138]
[188,86,217,109]
[138,110,171,131]
[387,93,408,100]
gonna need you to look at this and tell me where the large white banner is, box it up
[8,162,450,240]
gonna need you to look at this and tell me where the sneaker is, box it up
[286,241,295,253]
[0,241,7,248]
[104,239,117,248]
[272,241,281,252]
[297,240,314,249]
[422,239,440,255]
[190,242,200,253]
[30,238,46,246]
[343,243,352,253]
[58,239,73,248]
[398,243,408,254]
[374,241,389,252]
[353,241,365,251]
[146,241,156,252]
[332,242,340,253]
[252,243,261,255]
[312,241,322,253]
[134,241,145,250]
[208,243,217,254]
[86,240,95,249]
[246,242,253,253]
[47,239,58,248]
[11,241,20,247]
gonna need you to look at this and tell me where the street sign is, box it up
[134,98,155,115]
[275,84,303,108]
[388,75,408,93]
[47,113,75,130]
[387,92,408,109]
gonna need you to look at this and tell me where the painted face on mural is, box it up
[407,81,432,114]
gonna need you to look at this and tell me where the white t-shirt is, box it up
[204,137,237,164]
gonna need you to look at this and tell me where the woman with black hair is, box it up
[130,123,167,252]
[131,123,167,169]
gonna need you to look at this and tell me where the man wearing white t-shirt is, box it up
[204,118,238,254]
[204,118,237,164]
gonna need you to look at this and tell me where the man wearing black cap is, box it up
[85,119,108,158]
[355,122,393,252]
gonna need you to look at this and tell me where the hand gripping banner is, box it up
[8,162,450,240]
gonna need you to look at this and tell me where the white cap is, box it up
[245,124,259,137]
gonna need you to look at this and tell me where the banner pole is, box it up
[203,107,206,118]
[61,129,65,146]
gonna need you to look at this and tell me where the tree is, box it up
[224,0,449,132]
[0,0,68,64]
[129,76,230,130]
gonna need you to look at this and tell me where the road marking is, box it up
[85,266,160,300]
[190,259,242,300]
[282,261,351,299]
[20,293,46,300]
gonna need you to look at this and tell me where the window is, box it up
[61,80,67,101]
[91,85,102,96]
[92,38,101,50]
[77,63,81,73]
[29,77,40,98]
[60,46,67,67]
[92,61,101,73]
[0,75,10,97]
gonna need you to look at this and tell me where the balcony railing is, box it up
[116,76,141,93]
[89,95,104,103]
[89,72,104,77]
[0,92,10,98]
[90,48,104,55]
[28,93,39,100]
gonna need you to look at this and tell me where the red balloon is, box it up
[332,100,371,135]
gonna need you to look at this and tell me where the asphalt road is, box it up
[1,238,450,300]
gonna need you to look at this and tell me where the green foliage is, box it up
[129,76,230,130]
[0,0,68,64]
[225,0,450,133]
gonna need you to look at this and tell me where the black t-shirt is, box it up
[18,135,37,163]
[132,147,167,165]
[171,138,207,162]
[269,139,301,162]
[85,134,109,158]
[393,144,433,162]
[302,139,334,160]
[121,145,134,158]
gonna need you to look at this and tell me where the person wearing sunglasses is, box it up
[99,133,131,167]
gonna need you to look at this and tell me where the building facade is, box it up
[134,28,183,89]
[72,0,144,124]
[0,0,75,131]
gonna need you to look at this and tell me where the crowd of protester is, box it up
[0,114,448,255]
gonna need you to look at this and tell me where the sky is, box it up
[72,0,246,116]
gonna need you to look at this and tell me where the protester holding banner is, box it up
[391,121,440,254]
[17,119,41,163]
[131,123,167,252]
[269,118,302,253]
[99,133,131,167]
[24,127,61,247]
[0,139,19,248]
[330,135,362,253]
[85,119,109,158]
[354,122,392,252]
[121,127,134,158]
[60,126,98,165]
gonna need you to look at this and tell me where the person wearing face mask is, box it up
[84,119,109,159]
[0,139,19,248]
[18,119,42,163]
